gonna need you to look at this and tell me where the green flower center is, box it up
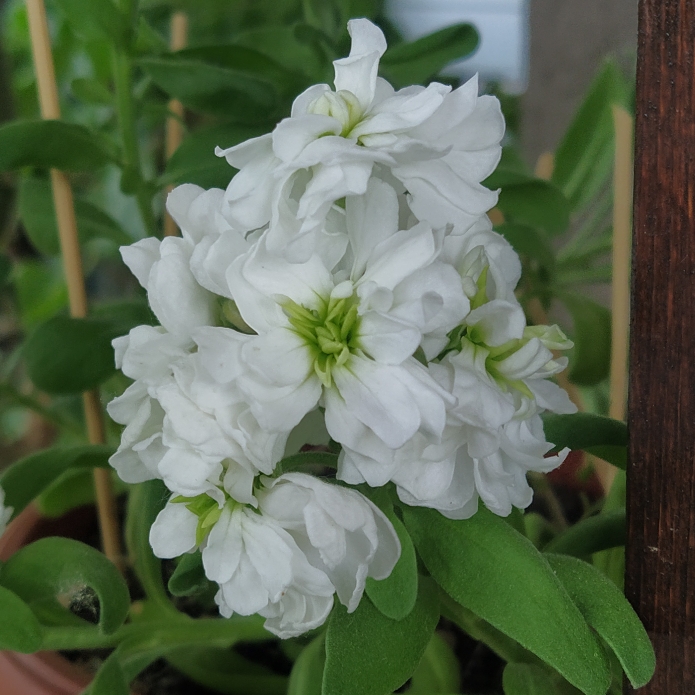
[284,295,361,388]
[172,491,231,545]
[308,89,365,138]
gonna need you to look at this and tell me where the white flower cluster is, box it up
[0,486,13,538]
[109,19,575,637]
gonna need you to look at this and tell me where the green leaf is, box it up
[408,633,460,694]
[12,260,67,330]
[71,78,114,106]
[37,468,102,517]
[543,509,625,557]
[164,123,268,189]
[0,585,43,652]
[542,413,627,470]
[53,0,129,46]
[140,46,291,121]
[279,450,339,474]
[87,653,130,695]
[24,315,123,394]
[561,293,612,386]
[546,554,655,689]
[495,180,571,235]
[0,445,112,521]
[0,254,11,287]
[168,646,288,695]
[167,550,211,598]
[323,579,440,695]
[496,222,555,269]
[18,177,130,256]
[366,513,418,620]
[0,120,114,172]
[288,635,325,695]
[402,506,611,695]
[381,24,479,86]
[503,663,555,694]
[0,537,130,634]
[552,61,631,210]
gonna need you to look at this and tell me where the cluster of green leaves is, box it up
[488,61,633,391]
[0,413,652,695]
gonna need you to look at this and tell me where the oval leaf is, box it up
[546,554,655,689]
[408,633,460,694]
[323,579,440,695]
[24,315,122,394]
[381,24,479,86]
[288,635,325,695]
[503,663,571,695]
[365,513,418,620]
[495,180,571,236]
[543,412,627,470]
[0,120,113,172]
[1,537,130,634]
[543,509,625,557]
[0,585,43,652]
[402,506,611,695]
[167,550,211,598]
[0,445,112,521]
[53,0,128,45]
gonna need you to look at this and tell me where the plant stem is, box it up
[112,48,157,238]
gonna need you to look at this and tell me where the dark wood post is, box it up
[626,1,695,693]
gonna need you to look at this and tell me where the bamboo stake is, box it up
[163,11,188,237]
[601,106,634,492]
[26,0,123,570]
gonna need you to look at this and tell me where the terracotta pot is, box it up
[0,505,93,695]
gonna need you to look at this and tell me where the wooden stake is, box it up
[601,106,634,492]
[26,0,123,570]
[163,11,188,237]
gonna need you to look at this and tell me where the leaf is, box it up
[168,646,288,695]
[365,513,418,620]
[543,509,625,557]
[408,633,460,694]
[495,180,571,236]
[0,585,43,652]
[288,635,325,695]
[53,0,129,46]
[323,579,440,695]
[0,254,11,287]
[24,315,123,394]
[140,47,289,121]
[0,120,114,172]
[561,293,612,386]
[503,663,555,694]
[552,61,631,209]
[381,24,479,86]
[167,550,211,598]
[37,468,102,517]
[496,222,555,269]
[546,554,656,689]
[402,506,611,695]
[164,123,268,189]
[0,445,112,521]
[0,537,130,634]
[71,78,114,105]
[87,653,130,695]
[542,412,627,470]
[18,177,130,256]
[12,260,67,330]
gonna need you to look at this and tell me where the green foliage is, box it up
[503,663,581,695]
[408,633,460,694]
[167,550,211,598]
[323,579,440,695]
[18,176,131,256]
[495,178,571,236]
[53,0,130,47]
[547,554,656,689]
[0,444,112,521]
[543,509,625,557]
[0,120,114,171]
[542,412,627,469]
[0,537,130,634]
[87,653,130,695]
[381,24,479,86]
[402,506,611,695]
[0,585,44,652]
[37,468,107,517]
[12,260,68,330]
[561,293,612,386]
[23,315,124,394]
[289,635,326,695]
[365,512,418,620]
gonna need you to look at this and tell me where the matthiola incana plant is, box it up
[0,3,654,695]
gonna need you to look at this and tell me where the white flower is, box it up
[217,19,504,259]
[0,486,13,537]
[206,180,459,455]
[258,473,400,612]
[150,497,335,638]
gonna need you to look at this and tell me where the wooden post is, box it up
[25,0,123,570]
[625,1,695,692]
